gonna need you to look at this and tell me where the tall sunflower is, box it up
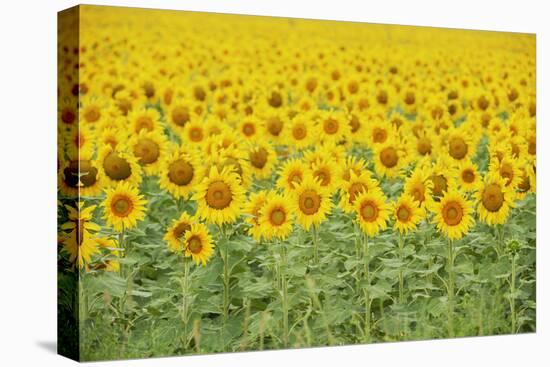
[159,147,203,199]
[354,189,391,237]
[432,189,474,240]
[102,182,147,231]
[183,223,215,266]
[194,166,246,225]
[392,195,423,234]
[290,175,332,230]
[476,172,515,225]
[164,212,197,253]
[258,193,294,240]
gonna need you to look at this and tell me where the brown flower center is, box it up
[270,208,286,226]
[84,106,100,123]
[249,148,268,169]
[397,206,411,222]
[268,91,283,108]
[173,222,191,239]
[373,128,387,143]
[431,174,448,197]
[449,137,467,160]
[172,106,189,127]
[292,123,307,140]
[189,127,204,142]
[298,190,321,215]
[135,116,154,133]
[348,182,367,204]
[133,138,160,165]
[103,152,132,181]
[442,201,463,226]
[313,168,331,186]
[111,195,133,217]
[380,147,398,168]
[482,183,504,212]
[267,117,283,136]
[499,163,514,186]
[360,201,378,222]
[462,169,475,183]
[242,122,256,136]
[187,236,203,254]
[168,159,194,186]
[205,181,232,209]
[417,137,432,155]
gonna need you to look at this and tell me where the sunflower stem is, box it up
[363,233,371,343]
[398,234,405,305]
[509,252,517,334]
[312,226,319,265]
[446,238,455,337]
[181,256,191,350]
[280,240,289,347]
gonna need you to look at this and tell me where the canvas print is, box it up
[57,5,536,362]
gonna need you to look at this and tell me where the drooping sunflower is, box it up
[476,172,515,225]
[432,189,474,240]
[102,181,147,231]
[339,171,379,213]
[516,164,536,200]
[164,212,196,253]
[193,166,246,225]
[183,223,215,266]
[354,189,391,237]
[276,158,307,193]
[159,147,203,199]
[97,144,142,188]
[392,195,424,234]
[258,193,294,240]
[290,175,332,230]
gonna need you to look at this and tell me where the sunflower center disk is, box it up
[397,206,410,222]
[249,148,268,169]
[442,202,463,226]
[323,118,339,134]
[462,169,475,183]
[373,128,387,143]
[136,117,153,132]
[173,222,191,239]
[267,117,283,136]
[206,181,232,209]
[293,125,306,139]
[314,170,330,186]
[348,183,367,204]
[380,147,398,168]
[112,196,133,217]
[134,138,160,164]
[431,175,447,197]
[299,190,321,215]
[482,184,504,212]
[168,159,194,186]
[361,202,378,222]
[243,123,255,136]
[417,137,432,155]
[104,152,132,180]
[188,236,203,254]
[190,128,203,142]
[270,209,286,226]
[172,107,189,126]
[449,137,467,159]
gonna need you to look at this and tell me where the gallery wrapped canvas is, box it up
[57,5,536,362]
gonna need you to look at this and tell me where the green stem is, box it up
[221,226,230,322]
[181,257,191,350]
[363,233,371,343]
[312,226,319,265]
[280,241,289,347]
[510,253,517,334]
[447,239,455,337]
[398,235,405,305]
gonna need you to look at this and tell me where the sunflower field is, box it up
[57,6,536,362]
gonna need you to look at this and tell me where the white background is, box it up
[0,0,547,365]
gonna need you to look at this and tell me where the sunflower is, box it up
[80,96,106,126]
[444,128,475,162]
[60,201,101,269]
[97,144,142,188]
[476,172,515,225]
[128,107,162,134]
[261,109,288,144]
[194,166,246,225]
[432,189,474,240]
[99,127,127,150]
[490,155,521,190]
[339,171,379,213]
[403,165,434,210]
[366,116,396,148]
[128,129,168,176]
[102,181,147,231]
[290,175,332,230]
[456,160,481,192]
[183,223,215,266]
[166,99,204,135]
[65,125,95,161]
[276,158,307,193]
[247,142,277,180]
[182,118,207,148]
[284,112,315,149]
[392,195,423,234]
[516,164,536,200]
[373,137,409,178]
[244,191,270,241]
[354,189,391,237]
[310,159,341,190]
[316,110,350,144]
[258,193,294,240]
[164,212,196,253]
[339,155,368,182]
[159,147,203,199]
[237,116,262,141]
